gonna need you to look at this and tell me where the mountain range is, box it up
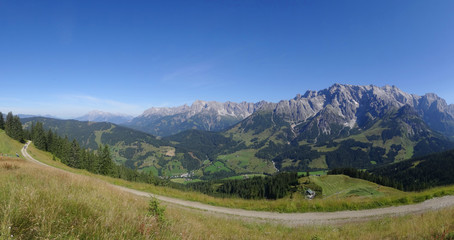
[123,100,271,136]
[121,84,454,140]
[21,84,454,178]
[75,110,133,124]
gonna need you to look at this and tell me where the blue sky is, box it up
[1,0,453,118]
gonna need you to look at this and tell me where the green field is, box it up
[170,178,203,184]
[298,170,328,177]
[222,174,266,180]
[218,149,276,174]
[309,175,402,198]
[140,165,159,176]
[161,160,186,176]
[0,130,23,156]
[204,161,232,174]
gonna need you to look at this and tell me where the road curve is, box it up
[21,141,454,226]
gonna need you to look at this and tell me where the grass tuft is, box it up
[1,162,19,170]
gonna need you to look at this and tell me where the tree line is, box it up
[329,146,454,191]
[182,172,299,200]
[1,111,25,143]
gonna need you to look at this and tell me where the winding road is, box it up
[21,141,454,226]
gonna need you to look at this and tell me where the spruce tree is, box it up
[5,112,25,143]
[97,144,112,175]
[0,112,4,130]
[5,112,13,136]
[32,122,47,150]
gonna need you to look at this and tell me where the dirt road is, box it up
[21,142,454,226]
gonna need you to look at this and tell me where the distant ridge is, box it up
[75,110,134,124]
[124,100,271,136]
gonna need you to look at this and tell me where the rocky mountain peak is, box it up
[269,84,454,138]
[128,83,454,138]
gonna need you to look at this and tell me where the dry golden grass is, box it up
[164,203,454,239]
[0,157,175,239]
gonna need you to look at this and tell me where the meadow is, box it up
[1,131,454,239]
[1,151,453,239]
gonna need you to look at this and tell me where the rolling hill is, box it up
[21,117,198,176]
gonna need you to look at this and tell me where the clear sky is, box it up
[1,0,453,118]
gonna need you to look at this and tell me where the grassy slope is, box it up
[0,131,24,156]
[25,140,454,214]
[1,132,454,239]
[309,175,402,198]
[217,149,275,174]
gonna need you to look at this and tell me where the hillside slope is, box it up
[3,131,454,239]
[21,117,199,176]
[370,148,454,191]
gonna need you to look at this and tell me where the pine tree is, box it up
[0,112,4,130]
[68,139,81,168]
[5,112,25,143]
[46,129,54,152]
[5,112,14,136]
[97,144,112,176]
[32,122,47,150]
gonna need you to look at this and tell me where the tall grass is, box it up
[165,205,454,239]
[0,157,175,239]
[2,156,454,239]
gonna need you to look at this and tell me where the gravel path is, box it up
[22,142,454,226]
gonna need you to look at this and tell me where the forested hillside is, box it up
[21,117,194,176]
[329,148,454,191]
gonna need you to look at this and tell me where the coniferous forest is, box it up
[329,148,454,191]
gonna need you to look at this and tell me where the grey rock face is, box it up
[268,84,454,138]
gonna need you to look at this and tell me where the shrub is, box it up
[148,197,166,223]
